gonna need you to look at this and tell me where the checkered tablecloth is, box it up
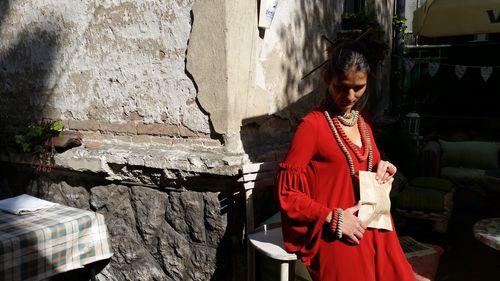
[0,204,113,281]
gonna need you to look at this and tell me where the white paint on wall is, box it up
[251,0,342,119]
[0,0,210,133]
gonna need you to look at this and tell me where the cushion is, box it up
[440,167,486,192]
[396,187,447,212]
[439,140,499,170]
[409,177,454,192]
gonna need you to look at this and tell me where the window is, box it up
[344,0,366,15]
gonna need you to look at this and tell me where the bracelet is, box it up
[336,209,343,239]
[329,209,339,233]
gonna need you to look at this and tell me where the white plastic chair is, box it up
[242,162,297,281]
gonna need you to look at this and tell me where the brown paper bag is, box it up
[357,171,393,231]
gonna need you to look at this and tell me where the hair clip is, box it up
[301,24,387,81]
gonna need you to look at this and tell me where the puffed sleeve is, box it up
[276,116,331,259]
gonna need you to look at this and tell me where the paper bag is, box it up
[357,171,393,231]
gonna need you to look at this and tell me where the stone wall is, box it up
[0,153,244,281]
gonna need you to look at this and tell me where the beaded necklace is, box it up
[332,116,369,162]
[337,110,359,127]
[324,111,373,176]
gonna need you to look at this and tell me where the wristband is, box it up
[329,209,339,233]
[336,209,343,239]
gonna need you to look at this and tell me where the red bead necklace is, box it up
[324,111,373,176]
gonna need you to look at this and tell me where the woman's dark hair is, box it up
[325,40,371,80]
[323,40,372,111]
[322,28,388,111]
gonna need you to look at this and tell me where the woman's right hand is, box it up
[341,201,366,244]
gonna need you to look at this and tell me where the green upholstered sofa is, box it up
[395,177,455,233]
[420,140,500,210]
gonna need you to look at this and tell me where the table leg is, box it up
[280,261,289,281]
[89,266,97,281]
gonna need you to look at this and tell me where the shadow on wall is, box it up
[0,0,60,279]
[0,0,59,146]
[241,1,342,162]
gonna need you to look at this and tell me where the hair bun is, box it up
[329,24,388,69]
[302,24,388,80]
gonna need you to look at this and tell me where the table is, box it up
[473,217,500,251]
[0,204,113,281]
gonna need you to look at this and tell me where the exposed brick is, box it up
[131,135,152,144]
[203,139,223,147]
[79,131,103,141]
[137,123,178,136]
[68,120,100,131]
[188,139,205,146]
[84,141,101,149]
[113,135,132,144]
[61,119,70,130]
[170,138,187,145]
[100,122,138,134]
[151,137,174,146]
[126,111,144,122]
[179,125,198,137]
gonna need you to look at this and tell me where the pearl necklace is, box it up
[324,111,373,176]
[337,110,359,127]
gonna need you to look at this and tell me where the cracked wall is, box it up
[240,0,394,161]
[0,0,210,135]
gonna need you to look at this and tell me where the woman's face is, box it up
[325,67,368,113]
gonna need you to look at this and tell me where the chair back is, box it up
[241,161,280,281]
[242,161,280,234]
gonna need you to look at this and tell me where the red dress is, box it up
[276,109,415,281]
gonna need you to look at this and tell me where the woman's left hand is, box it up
[375,160,397,184]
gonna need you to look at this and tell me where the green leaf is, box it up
[51,120,63,132]
[14,134,25,144]
[22,142,31,153]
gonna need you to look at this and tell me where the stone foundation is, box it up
[0,139,246,281]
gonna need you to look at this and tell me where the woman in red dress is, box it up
[276,37,415,281]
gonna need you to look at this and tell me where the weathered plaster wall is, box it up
[189,0,346,157]
[239,1,344,161]
[240,1,395,161]
[186,0,228,139]
[187,0,257,152]
[253,1,343,117]
[0,0,210,134]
